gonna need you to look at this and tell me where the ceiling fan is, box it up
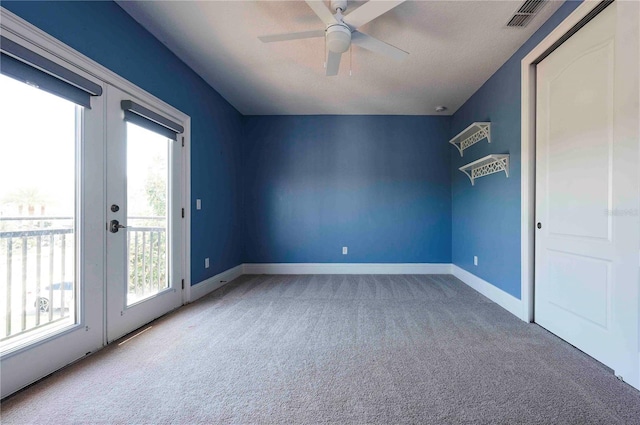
[258,0,409,76]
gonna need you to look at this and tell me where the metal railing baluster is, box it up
[36,235,42,326]
[127,229,131,296]
[48,234,54,322]
[21,236,27,331]
[156,231,161,291]
[5,238,12,337]
[141,232,147,296]
[60,234,66,317]
[149,231,154,295]
[134,231,139,299]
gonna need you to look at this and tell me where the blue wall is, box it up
[450,0,582,298]
[2,1,244,284]
[243,116,452,263]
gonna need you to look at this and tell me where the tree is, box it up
[144,154,167,218]
[1,187,51,215]
[128,154,168,298]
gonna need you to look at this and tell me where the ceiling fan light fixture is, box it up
[326,24,352,53]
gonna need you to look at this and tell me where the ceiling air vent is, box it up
[507,0,547,28]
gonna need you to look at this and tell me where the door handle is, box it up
[537,222,542,229]
[109,219,127,233]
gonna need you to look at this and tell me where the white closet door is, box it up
[535,1,639,388]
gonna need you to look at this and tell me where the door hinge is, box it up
[182,136,185,147]
[181,208,185,218]
[181,279,185,290]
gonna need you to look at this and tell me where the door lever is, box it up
[109,219,126,233]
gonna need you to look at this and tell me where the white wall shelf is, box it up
[459,154,509,186]
[449,122,491,156]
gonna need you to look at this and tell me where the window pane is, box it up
[0,74,78,352]
[126,122,170,306]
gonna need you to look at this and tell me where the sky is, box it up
[127,122,168,219]
[0,74,76,217]
[0,74,169,220]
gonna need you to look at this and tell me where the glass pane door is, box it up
[0,74,78,352]
[0,56,103,399]
[126,123,169,306]
[105,85,183,343]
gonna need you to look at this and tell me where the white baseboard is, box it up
[451,265,524,320]
[243,263,452,275]
[189,264,244,302]
[189,263,524,323]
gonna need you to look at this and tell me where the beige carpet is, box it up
[2,274,640,424]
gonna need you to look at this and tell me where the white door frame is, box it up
[521,0,639,387]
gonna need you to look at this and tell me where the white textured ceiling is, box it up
[117,0,562,115]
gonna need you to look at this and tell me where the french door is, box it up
[0,55,104,398]
[105,85,184,343]
[0,19,189,398]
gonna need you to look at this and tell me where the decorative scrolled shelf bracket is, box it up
[449,122,491,157]
[459,154,509,186]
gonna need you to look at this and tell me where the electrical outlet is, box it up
[205,258,210,268]
[474,256,478,266]
[342,247,348,255]
[196,199,201,210]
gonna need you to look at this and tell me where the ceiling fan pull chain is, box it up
[349,44,353,76]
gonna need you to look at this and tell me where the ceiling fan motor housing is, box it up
[326,24,351,53]
[331,0,348,12]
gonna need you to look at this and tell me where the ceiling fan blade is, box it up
[351,31,408,62]
[258,30,325,43]
[305,0,338,24]
[343,0,405,28]
[326,50,342,76]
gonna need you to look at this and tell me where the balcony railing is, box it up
[126,218,167,305]
[0,216,166,345]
